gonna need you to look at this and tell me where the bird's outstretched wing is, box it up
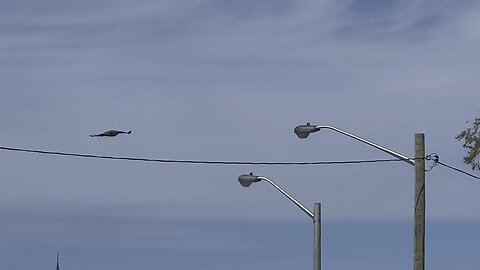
[90,130,132,137]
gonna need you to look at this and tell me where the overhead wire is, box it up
[436,161,480,180]
[426,153,480,180]
[1,146,479,180]
[0,145,417,166]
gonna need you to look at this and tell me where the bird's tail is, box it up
[127,130,132,134]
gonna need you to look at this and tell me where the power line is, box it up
[425,153,480,181]
[3,145,478,180]
[4,145,479,179]
[0,145,416,166]
[436,161,480,180]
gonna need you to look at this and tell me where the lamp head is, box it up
[238,173,261,187]
[294,123,320,139]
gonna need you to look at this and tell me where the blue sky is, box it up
[1,0,480,269]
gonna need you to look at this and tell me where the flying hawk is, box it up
[90,130,132,137]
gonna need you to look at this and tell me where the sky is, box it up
[1,0,480,269]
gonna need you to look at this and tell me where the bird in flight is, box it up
[90,130,132,137]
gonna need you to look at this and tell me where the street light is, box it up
[238,173,321,270]
[294,123,425,270]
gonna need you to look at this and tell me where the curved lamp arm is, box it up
[238,173,314,219]
[294,123,415,166]
[257,176,314,219]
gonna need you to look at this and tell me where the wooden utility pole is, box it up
[414,133,425,270]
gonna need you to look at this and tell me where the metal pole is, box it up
[314,203,321,270]
[414,133,425,270]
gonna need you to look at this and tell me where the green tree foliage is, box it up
[456,117,480,170]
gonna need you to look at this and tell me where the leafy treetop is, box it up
[456,117,480,171]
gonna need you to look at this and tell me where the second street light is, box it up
[238,173,322,270]
[294,123,425,270]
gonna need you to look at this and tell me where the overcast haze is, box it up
[1,0,480,269]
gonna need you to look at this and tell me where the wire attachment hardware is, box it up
[425,153,439,172]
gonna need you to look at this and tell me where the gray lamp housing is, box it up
[294,123,320,139]
[238,173,260,187]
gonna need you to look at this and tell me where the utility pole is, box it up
[313,203,321,270]
[414,133,425,270]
